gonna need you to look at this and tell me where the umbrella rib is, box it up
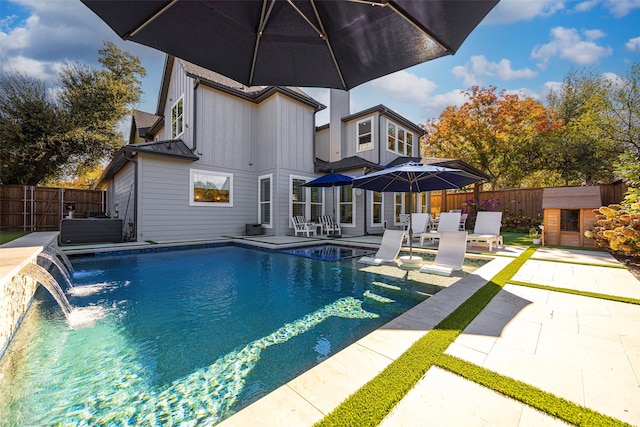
[386,1,451,53]
[249,0,276,85]
[285,0,347,90]
[128,0,179,38]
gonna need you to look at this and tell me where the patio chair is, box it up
[420,231,468,276]
[358,229,405,266]
[467,211,503,251]
[292,216,316,237]
[320,214,341,235]
[419,212,461,246]
[459,213,468,231]
[405,213,431,244]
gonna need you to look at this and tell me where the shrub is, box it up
[585,188,640,256]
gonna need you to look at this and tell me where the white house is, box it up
[96,56,453,242]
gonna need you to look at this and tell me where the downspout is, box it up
[192,78,200,153]
[123,151,138,242]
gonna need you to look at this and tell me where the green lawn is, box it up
[0,231,30,245]
[500,231,532,246]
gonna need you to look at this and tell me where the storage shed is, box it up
[542,186,602,247]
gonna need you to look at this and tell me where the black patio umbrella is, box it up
[303,172,352,228]
[352,162,484,258]
[81,0,498,90]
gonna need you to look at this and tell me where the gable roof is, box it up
[130,109,163,142]
[157,56,326,115]
[95,139,198,188]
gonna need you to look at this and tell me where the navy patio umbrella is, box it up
[303,172,353,227]
[81,0,498,90]
[352,162,484,258]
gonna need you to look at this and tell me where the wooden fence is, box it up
[0,185,105,232]
[430,182,628,219]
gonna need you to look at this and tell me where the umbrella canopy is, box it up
[303,172,353,188]
[81,0,498,90]
[352,162,484,257]
[303,172,353,226]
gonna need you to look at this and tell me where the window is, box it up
[290,176,324,221]
[394,192,405,224]
[394,192,426,223]
[560,209,579,231]
[171,96,184,138]
[357,118,373,151]
[339,185,354,226]
[258,174,272,227]
[190,169,232,206]
[310,187,323,221]
[371,191,383,226]
[387,122,414,156]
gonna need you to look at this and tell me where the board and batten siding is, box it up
[314,127,330,162]
[342,114,379,164]
[196,85,255,169]
[136,156,258,242]
[160,61,195,146]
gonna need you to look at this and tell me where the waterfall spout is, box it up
[38,250,74,290]
[46,244,74,274]
[20,263,73,317]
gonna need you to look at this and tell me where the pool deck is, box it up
[2,233,639,426]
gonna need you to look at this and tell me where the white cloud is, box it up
[370,70,438,104]
[573,0,601,13]
[531,26,613,68]
[452,55,537,87]
[484,0,565,24]
[603,0,640,18]
[625,37,640,53]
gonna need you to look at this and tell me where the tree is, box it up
[602,63,640,185]
[422,86,563,189]
[0,41,146,185]
[544,68,621,185]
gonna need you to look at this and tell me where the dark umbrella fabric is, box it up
[352,162,484,257]
[81,0,498,90]
[303,172,352,229]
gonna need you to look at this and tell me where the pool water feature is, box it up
[279,244,373,261]
[0,244,443,426]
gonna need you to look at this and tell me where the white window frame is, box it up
[338,185,355,227]
[387,122,414,156]
[370,191,384,227]
[258,174,272,228]
[394,192,406,225]
[190,169,233,207]
[356,117,374,152]
[171,95,184,139]
[290,175,324,222]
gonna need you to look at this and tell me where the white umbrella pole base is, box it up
[399,255,423,268]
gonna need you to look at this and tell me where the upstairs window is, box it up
[357,118,373,151]
[387,122,414,156]
[171,96,184,138]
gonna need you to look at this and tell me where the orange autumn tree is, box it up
[422,86,563,189]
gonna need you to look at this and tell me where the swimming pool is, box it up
[279,244,373,261]
[0,244,443,426]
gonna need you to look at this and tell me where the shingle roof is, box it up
[315,156,381,173]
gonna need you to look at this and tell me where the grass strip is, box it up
[528,256,627,269]
[315,249,537,427]
[508,280,640,305]
[436,354,632,427]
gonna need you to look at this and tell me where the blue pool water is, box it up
[279,244,373,261]
[0,244,443,426]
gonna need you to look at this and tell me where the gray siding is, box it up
[315,127,330,161]
[136,156,258,242]
[112,162,135,240]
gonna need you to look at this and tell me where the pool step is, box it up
[363,290,395,303]
[371,281,433,302]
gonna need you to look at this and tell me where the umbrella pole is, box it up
[408,188,413,258]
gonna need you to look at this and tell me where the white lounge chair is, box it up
[467,211,503,251]
[405,213,431,244]
[292,216,316,237]
[358,229,405,265]
[420,231,468,276]
[419,212,461,246]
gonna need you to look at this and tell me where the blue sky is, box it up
[1,0,639,128]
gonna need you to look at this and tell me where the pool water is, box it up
[279,244,373,261]
[0,245,442,426]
